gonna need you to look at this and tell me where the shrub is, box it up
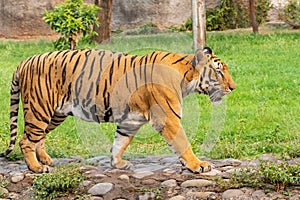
[43,0,100,50]
[229,160,300,192]
[206,0,270,31]
[33,165,84,199]
[281,0,300,29]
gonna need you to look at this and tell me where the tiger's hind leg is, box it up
[36,113,67,166]
[20,127,51,173]
[111,123,143,169]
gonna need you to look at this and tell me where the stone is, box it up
[7,192,20,199]
[0,187,9,195]
[84,197,104,200]
[138,192,156,200]
[81,180,93,187]
[142,179,158,185]
[132,171,154,179]
[79,166,99,172]
[83,170,107,178]
[11,173,25,183]
[161,179,177,188]
[169,195,185,200]
[201,169,221,177]
[252,190,266,198]
[118,174,130,182]
[222,189,244,199]
[162,168,176,176]
[186,191,217,199]
[181,179,214,188]
[87,183,114,196]
[133,163,165,173]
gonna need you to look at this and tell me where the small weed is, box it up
[137,186,165,199]
[33,165,84,199]
[228,160,300,192]
[0,179,8,198]
[259,161,300,191]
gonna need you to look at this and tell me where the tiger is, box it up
[0,47,235,173]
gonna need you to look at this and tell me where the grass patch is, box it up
[33,165,84,199]
[227,160,300,192]
[0,27,299,160]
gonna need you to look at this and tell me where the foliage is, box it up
[43,0,100,50]
[256,0,272,24]
[229,160,300,191]
[33,165,84,199]
[259,161,300,191]
[169,0,271,32]
[0,179,8,198]
[206,0,270,31]
[281,0,300,29]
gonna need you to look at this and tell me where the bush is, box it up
[44,0,100,50]
[206,0,270,31]
[229,160,300,192]
[281,0,300,29]
[33,165,84,199]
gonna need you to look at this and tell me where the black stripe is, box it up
[172,55,188,65]
[161,52,171,61]
[166,100,181,119]
[117,54,122,68]
[72,54,82,74]
[116,129,129,137]
[109,60,114,85]
[88,57,96,79]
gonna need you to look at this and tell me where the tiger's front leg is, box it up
[150,108,211,173]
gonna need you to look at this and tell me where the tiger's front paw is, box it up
[111,159,132,170]
[29,164,54,173]
[183,159,212,173]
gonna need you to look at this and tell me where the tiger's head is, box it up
[193,47,236,104]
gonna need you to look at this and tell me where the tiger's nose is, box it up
[229,86,235,91]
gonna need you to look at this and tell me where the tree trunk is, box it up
[192,0,206,51]
[249,0,258,34]
[93,0,113,44]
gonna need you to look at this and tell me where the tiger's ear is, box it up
[203,47,213,55]
[194,47,211,66]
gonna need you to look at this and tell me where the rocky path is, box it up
[0,154,299,200]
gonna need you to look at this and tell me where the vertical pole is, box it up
[192,0,206,51]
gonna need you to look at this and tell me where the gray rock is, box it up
[252,190,265,198]
[81,180,92,187]
[181,179,214,188]
[201,169,221,177]
[169,195,185,200]
[118,174,130,182]
[222,189,244,199]
[161,179,177,187]
[11,173,25,183]
[84,197,104,200]
[7,192,20,199]
[138,192,156,200]
[132,171,154,179]
[0,187,9,195]
[187,191,216,199]
[133,163,165,173]
[87,183,114,196]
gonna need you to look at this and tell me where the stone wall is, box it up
[0,0,289,39]
[0,0,219,38]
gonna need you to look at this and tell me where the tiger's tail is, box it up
[0,69,20,157]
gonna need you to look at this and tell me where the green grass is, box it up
[0,28,299,161]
